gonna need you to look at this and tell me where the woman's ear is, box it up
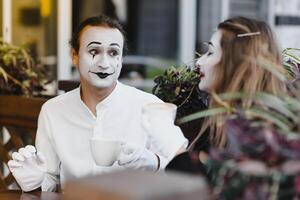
[71,49,79,68]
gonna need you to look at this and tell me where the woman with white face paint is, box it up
[196,30,223,92]
[7,15,188,192]
[166,17,286,175]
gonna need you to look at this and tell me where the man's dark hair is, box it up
[70,15,127,53]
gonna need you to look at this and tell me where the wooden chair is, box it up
[0,95,46,190]
[58,80,80,93]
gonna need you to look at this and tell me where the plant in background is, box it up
[152,66,208,141]
[283,48,300,81]
[0,38,49,96]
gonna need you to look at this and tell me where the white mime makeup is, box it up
[196,30,223,92]
[73,26,124,88]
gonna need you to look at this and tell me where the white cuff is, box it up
[41,173,59,192]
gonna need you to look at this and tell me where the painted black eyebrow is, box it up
[87,41,102,47]
[110,43,120,48]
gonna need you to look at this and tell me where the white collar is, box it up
[76,81,122,118]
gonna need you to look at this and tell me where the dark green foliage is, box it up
[283,48,300,81]
[0,38,49,96]
[152,66,208,141]
[205,113,300,199]
[152,66,208,119]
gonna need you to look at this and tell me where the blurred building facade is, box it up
[1,0,300,91]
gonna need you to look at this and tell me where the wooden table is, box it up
[0,190,61,200]
[64,170,210,200]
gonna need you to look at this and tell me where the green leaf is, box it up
[257,56,287,82]
[256,93,299,122]
[175,86,180,96]
[22,80,30,88]
[245,108,292,132]
[0,37,50,96]
[0,66,8,82]
[285,97,300,111]
[3,54,12,66]
[284,62,297,78]
[283,51,300,63]
[178,107,228,124]
[218,92,299,123]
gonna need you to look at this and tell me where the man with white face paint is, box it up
[74,25,123,91]
[7,15,188,192]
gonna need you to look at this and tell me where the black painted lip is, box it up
[91,72,114,79]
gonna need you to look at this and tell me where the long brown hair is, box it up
[199,17,286,148]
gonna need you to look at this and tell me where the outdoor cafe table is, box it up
[0,190,61,200]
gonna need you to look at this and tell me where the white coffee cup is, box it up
[90,138,122,166]
[142,102,177,122]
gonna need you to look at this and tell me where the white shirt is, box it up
[35,82,187,191]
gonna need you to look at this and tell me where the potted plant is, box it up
[0,38,50,130]
[0,38,49,96]
[152,66,208,143]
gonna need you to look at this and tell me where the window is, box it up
[11,0,57,82]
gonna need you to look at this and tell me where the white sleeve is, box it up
[148,125,188,169]
[141,97,188,169]
[35,105,60,192]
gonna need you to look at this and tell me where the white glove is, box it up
[118,143,159,171]
[142,103,188,160]
[7,145,47,192]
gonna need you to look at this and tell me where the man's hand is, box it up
[118,143,159,171]
[7,145,47,192]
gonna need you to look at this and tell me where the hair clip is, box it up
[195,52,202,57]
[237,32,261,38]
